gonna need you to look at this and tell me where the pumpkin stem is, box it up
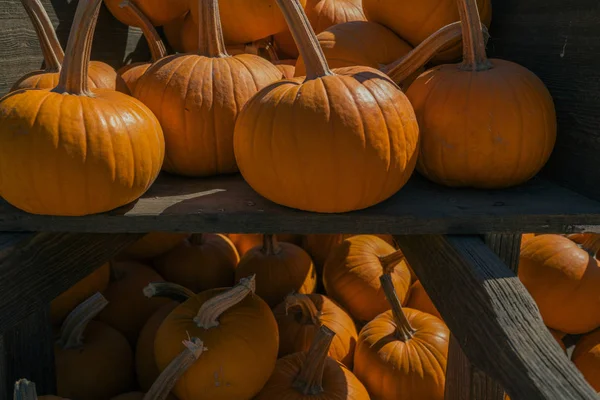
[285,293,320,325]
[458,0,492,71]
[20,0,64,71]
[580,234,600,258]
[13,379,38,400]
[196,0,228,58]
[380,274,415,341]
[119,0,167,62]
[143,337,207,400]
[189,234,205,246]
[144,282,195,303]
[379,250,405,275]
[194,275,256,329]
[57,292,108,349]
[53,0,102,95]
[275,0,333,80]
[292,325,335,395]
[262,234,281,255]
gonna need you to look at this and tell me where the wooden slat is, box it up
[1,174,600,234]
[395,235,597,400]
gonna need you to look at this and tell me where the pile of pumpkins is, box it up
[22,231,600,399]
[0,0,557,216]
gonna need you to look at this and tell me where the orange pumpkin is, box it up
[323,235,411,322]
[154,276,279,400]
[135,0,282,177]
[118,233,190,261]
[549,328,567,353]
[354,275,450,399]
[154,234,239,292]
[406,280,441,320]
[14,379,67,400]
[362,0,491,62]
[55,293,135,400]
[229,234,304,256]
[0,0,164,216]
[235,234,317,308]
[572,329,600,392]
[116,1,168,94]
[163,14,186,52]
[274,59,297,79]
[234,0,419,213]
[406,0,556,188]
[255,325,370,400]
[51,263,111,326]
[519,234,600,334]
[104,0,188,27]
[273,293,358,368]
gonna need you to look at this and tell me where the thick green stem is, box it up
[197,0,228,57]
[458,0,492,71]
[292,325,335,395]
[380,274,415,341]
[57,292,108,349]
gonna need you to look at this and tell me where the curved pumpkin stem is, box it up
[119,0,167,62]
[57,292,108,349]
[143,282,195,303]
[20,0,63,71]
[458,0,492,71]
[292,325,335,395]
[285,293,320,324]
[580,234,600,258]
[380,274,415,341]
[379,249,405,275]
[275,0,332,81]
[196,0,228,57]
[13,379,38,400]
[194,275,256,329]
[53,0,102,95]
[143,337,206,400]
[262,234,281,255]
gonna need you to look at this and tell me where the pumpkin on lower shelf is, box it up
[154,276,279,400]
[118,233,190,261]
[55,293,135,400]
[229,234,304,256]
[255,325,370,399]
[572,329,600,392]
[273,293,358,368]
[354,275,450,399]
[406,280,441,320]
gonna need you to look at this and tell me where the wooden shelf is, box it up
[1,173,600,234]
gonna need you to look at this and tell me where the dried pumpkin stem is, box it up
[119,0,167,62]
[57,292,108,349]
[275,0,332,80]
[144,282,195,303]
[21,0,64,71]
[292,325,335,395]
[189,233,205,246]
[197,0,228,57]
[580,234,600,257]
[285,293,320,324]
[262,234,281,255]
[379,249,405,275]
[143,337,207,400]
[13,379,38,400]
[54,0,102,95]
[194,275,256,329]
[380,274,415,341]
[458,0,492,71]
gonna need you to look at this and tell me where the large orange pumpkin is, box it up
[255,326,370,400]
[406,0,556,188]
[235,235,317,308]
[323,235,412,322]
[229,234,304,256]
[406,280,441,320]
[118,233,190,261]
[154,276,279,400]
[135,0,282,177]
[273,293,358,368]
[0,0,164,216]
[519,234,600,334]
[104,0,188,27]
[354,275,450,399]
[234,0,419,213]
[572,329,600,392]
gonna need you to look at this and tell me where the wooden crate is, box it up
[0,0,599,399]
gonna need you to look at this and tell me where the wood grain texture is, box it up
[490,0,600,201]
[1,174,600,234]
[395,235,598,400]
[0,0,148,95]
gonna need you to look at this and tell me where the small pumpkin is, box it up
[274,59,297,79]
[234,0,419,213]
[255,325,370,400]
[14,379,67,400]
[0,0,164,216]
[229,234,304,256]
[406,280,441,320]
[55,293,135,400]
[354,275,450,399]
[118,233,190,261]
[519,234,600,334]
[135,0,282,177]
[235,234,317,308]
[406,0,556,188]
[572,329,600,392]
[273,293,358,368]
[323,235,411,322]
[103,0,188,27]
[154,234,239,293]
[154,276,279,400]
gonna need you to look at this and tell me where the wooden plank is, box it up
[0,232,142,332]
[1,174,600,234]
[395,235,597,400]
[489,0,600,202]
[0,0,148,95]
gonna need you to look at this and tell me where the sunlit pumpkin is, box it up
[104,0,188,27]
[572,329,600,392]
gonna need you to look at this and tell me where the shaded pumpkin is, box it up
[572,329,600,392]
[406,280,441,320]
[549,328,567,353]
[275,60,297,79]
[103,0,188,27]
[118,233,190,261]
[229,233,304,256]
[163,14,186,52]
